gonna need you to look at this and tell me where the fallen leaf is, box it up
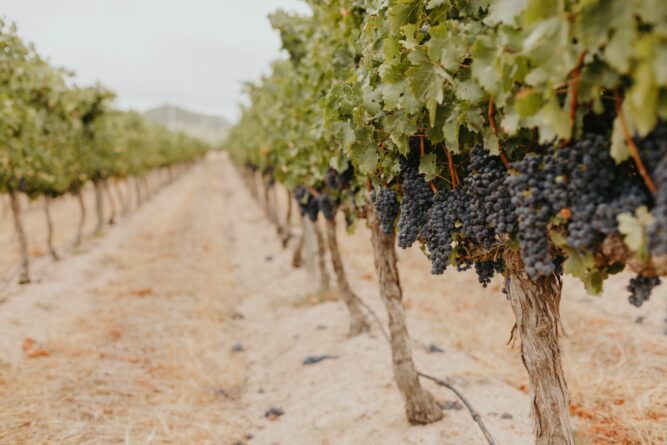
[22,338,49,358]
[131,288,154,297]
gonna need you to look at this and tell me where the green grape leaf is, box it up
[388,0,420,34]
[485,0,527,26]
[563,250,605,296]
[419,153,438,180]
[618,206,654,260]
[358,146,379,175]
[610,116,630,163]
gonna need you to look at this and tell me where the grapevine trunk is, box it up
[9,190,30,285]
[504,250,575,445]
[74,190,86,247]
[281,188,293,248]
[115,180,129,216]
[324,216,369,336]
[103,179,116,225]
[311,218,331,292]
[93,179,105,234]
[43,196,59,261]
[367,203,443,425]
[292,213,306,268]
[142,176,150,200]
[134,177,143,205]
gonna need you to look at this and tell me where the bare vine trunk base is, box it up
[44,196,59,260]
[311,219,330,293]
[325,217,369,336]
[93,179,105,235]
[104,180,116,224]
[9,190,30,284]
[292,214,306,268]
[504,250,575,445]
[367,204,443,425]
[74,190,86,247]
[281,189,293,248]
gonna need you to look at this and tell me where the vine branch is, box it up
[614,89,657,195]
[353,295,500,445]
[442,143,459,189]
[418,372,499,445]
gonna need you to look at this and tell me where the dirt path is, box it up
[0,161,248,443]
[0,155,664,444]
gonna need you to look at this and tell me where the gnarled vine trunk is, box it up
[367,203,443,425]
[125,180,134,210]
[114,180,129,216]
[262,179,279,228]
[504,250,574,445]
[324,216,369,336]
[270,185,280,234]
[104,179,116,224]
[9,190,30,284]
[247,170,258,200]
[73,189,86,247]
[141,175,150,200]
[43,196,59,260]
[134,177,143,206]
[93,179,105,234]
[292,212,306,268]
[281,188,293,248]
[311,218,330,292]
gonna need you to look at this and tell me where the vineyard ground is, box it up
[0,155,664,444]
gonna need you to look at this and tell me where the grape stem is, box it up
[614,89,657,195]
[441,144,460,189]
[488,98,511,169]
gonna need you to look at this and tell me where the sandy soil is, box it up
[0,154,665,444]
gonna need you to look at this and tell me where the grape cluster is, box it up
[474,260,504,287]
[421,146,512,281]
[649,155,667,254]
[637,121,667,170]
[507,153,563,280]
[593,179,650,235]
[318,194,336,220]
[639,124,667,254]
[627,274,662,307]
[294,187,319,222]
[424,191,464,274]
[373,187,399,235]
[397,156,434,249]
[461,146,515,247]
[388,130,665,305]
[325,165,354,191]
[566,134,617,251]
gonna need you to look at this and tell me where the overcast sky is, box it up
[3,0,310,122]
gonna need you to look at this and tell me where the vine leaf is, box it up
[388,0,420,34]
[618,206,654,261]
[406,49,451,126]
[611,115,630,163]
[358,147,379,175]
[563,250,605,296]
[484,0,527,26]
[419,153,438,180]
